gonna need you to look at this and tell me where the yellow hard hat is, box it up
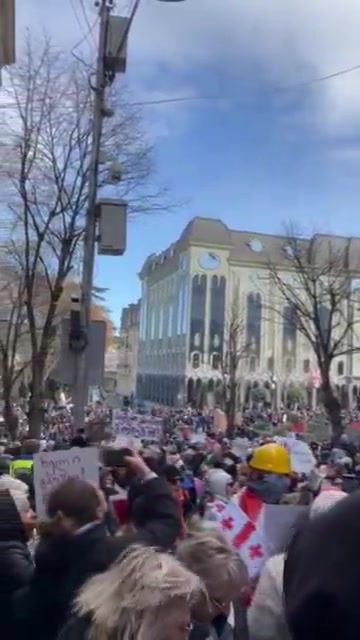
[249,442,291,475]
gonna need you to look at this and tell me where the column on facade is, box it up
[239,381,246,406]
[311,386,317,410]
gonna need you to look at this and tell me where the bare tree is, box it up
[0,261,31,438]
[0,36,170,437]
[220,288,250,435]
[266,227,360,442]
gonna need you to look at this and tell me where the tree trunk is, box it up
[28,361,46,439]
[3,390,18,442]
[321,380,343,444]
[226,381,237,438]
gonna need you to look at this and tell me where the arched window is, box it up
[182,276,189,335]
[158,305,164,338]
[283,303,297,353]
[318,304,330,342]
[212,353,221,370]
[303,359,310,374]
[192,352,200,369]
[249,355,257,372]
[337,361,344,376]
[246,293,262,358]
[189,275,207,358]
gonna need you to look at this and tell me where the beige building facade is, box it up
[136,217,360,408]
[117,301,140,399]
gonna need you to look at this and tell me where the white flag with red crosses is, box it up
[210,499,268,578]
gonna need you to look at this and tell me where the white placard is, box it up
[276,437,316,475]
[34,447,99,517]
[112,410,163,441]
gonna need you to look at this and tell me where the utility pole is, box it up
[73,0,111,429]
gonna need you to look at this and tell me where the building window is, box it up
[168,304,173,337]
[246,293,262,359]
[159,305,164,339]
[318,304,330,342]
[176,280,184,335]
[192,352,200,369]
[182,277,189,335]
[267,356,274,372]
[337,361,344,376]
[283,303,297,359]
[189,275,207,357]
[286,357,294,374]
[150,309,155,340]
[212,353,221,370]
[249,355,256,372]
[208,275,226,361]
[303,359,310,374]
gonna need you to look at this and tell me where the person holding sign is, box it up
[13,450,181,640]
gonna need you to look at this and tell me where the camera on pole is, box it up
[69,296,88,353]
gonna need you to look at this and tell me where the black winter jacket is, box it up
[0,540,34,635]
[284,490,360,640]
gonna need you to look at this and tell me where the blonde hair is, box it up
[177,528,248,593]
[75,544,204,640]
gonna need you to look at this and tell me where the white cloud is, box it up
[129,0,360,134]
[13,0,360,136]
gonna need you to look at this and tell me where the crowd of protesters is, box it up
[0,401,359,640]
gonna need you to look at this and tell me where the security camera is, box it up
[70,295,81,310]
[109,161,123,183]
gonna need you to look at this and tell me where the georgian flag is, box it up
[210,499,267,578]
[237,488,265,529]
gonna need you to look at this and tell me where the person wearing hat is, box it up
[237,443,292,522]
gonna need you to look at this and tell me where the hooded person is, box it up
[284,488,360,640]
[204,469,234,523]
[56,544,204,640]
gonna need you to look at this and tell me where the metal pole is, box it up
[73,0,109,429]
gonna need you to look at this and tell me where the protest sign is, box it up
[232,437,250,460]
[34,447,99,517]
[114,435,142,451]
[112,409,163,441]
[263,504,308,556]
[276,436,315,474]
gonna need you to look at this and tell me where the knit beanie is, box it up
[0,489,27,543]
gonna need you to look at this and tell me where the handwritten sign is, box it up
[276,436,316,475]
[34,447,99,516]
[112,410,163,441]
